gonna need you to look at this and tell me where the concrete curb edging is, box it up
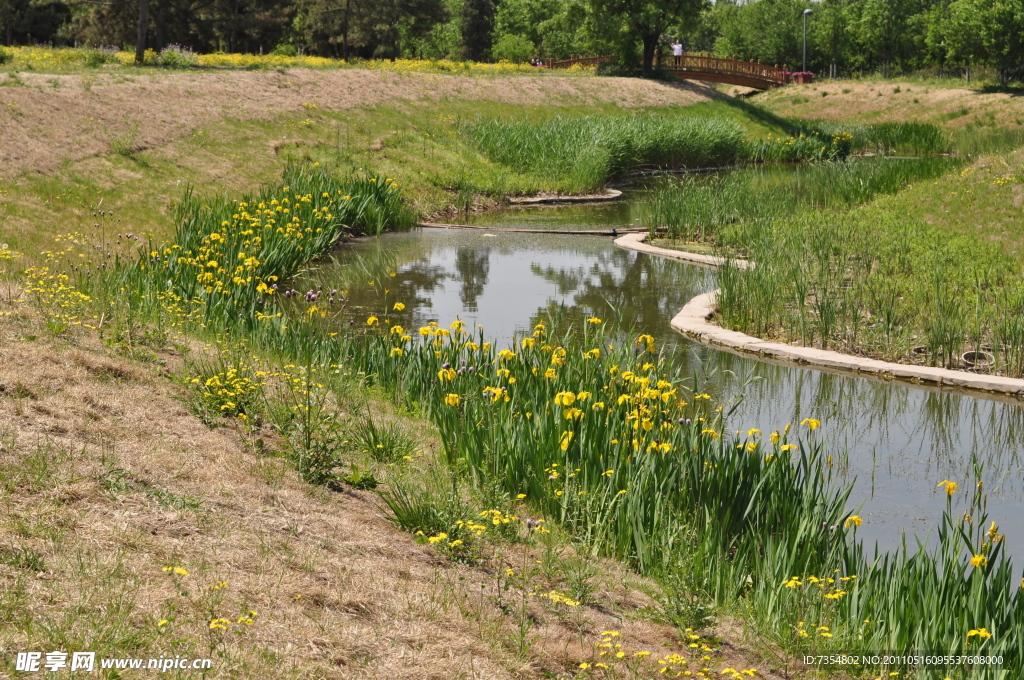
[419,222,646,236]
[613,232,751,270]
[509,189,623,205]
[614,233,1024,398]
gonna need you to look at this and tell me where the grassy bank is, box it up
[2,271,713,680]
[755,79,1024,131]
[26,160,1012,679]
[0,90,825,259]
[7,72,1024,677]
[4,163,788,677]
[2,171,710,678]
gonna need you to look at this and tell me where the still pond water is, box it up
[299,195,1024,561]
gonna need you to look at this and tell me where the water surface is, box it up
[298,198,1024,560]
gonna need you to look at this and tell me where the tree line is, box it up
[2,0,1023,82]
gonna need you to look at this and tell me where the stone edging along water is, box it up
[509,189,623,205]
[419,222,646,236]
[614,232,1024,398]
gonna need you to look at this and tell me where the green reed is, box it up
[467,115,852,193]
[712,185,1024,376]
[801,121,952,155]
[641,156,959,242]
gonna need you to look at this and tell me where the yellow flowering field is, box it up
[0,45,594,76]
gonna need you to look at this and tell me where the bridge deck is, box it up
[549,54,792,91]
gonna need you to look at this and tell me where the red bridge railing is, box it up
[659,53,789,87]
[549,53,793,90]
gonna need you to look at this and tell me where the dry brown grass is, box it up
[0,69,719,179]
[0,287,784,679]
[755,80,1024,127]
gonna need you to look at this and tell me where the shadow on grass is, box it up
[976,83,1024,97]
[713,96,804,135]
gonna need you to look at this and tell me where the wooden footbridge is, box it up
[549,54,795,90]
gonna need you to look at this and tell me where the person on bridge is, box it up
[672,40,683,66]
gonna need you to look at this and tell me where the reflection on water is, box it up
[298,201,1024,560]
[306,229,713,342]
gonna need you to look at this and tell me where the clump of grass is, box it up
[349,416,418,463]
[111,126,139,158]
[378,472,477,547]
[0,546,46,571]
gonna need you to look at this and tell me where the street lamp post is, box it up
[803,8,813,72]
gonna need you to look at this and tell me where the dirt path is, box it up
[0,69,718,178]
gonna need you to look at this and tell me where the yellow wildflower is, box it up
[800,418,821,430]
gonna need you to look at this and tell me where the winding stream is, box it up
[298,193,1024,561]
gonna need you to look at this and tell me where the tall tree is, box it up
[945,0,987,80]
[460,0,494,60]
[296,0,445,58]
[922,0,952,76]
[593,0,706,71]
[858,0,920,77]
[711,0,807,69]
[812,0,850,77]
[1,0,70,46]
[135,0,148,62]
[982,0,1024,85]
[2,0,14,45]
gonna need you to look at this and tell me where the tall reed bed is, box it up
[467,116,852,193]
[641,156,959,243]
[802,121,953,155]
[74,162,1024,676]
[702,167,1024,374]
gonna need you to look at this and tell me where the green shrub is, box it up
[0,47,12,65]
[83,48,116,68]
[491,34,534,64]
[270,44,297,57]
[157,44,198,68]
